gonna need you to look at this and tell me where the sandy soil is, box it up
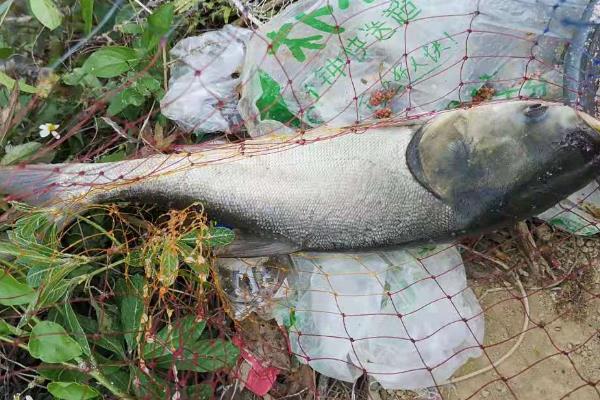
[441,233,600,400]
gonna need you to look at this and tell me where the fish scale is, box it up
[2,101,600,257]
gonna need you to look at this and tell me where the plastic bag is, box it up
[239,0,587,136]
[272,245,484,389]
[215,256,290,320]
[160,25,252,134]
[537,180,600,236]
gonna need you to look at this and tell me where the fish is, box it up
[1,100,600,257]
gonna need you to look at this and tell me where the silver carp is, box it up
[2,101,600,256]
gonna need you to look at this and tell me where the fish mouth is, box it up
[579,110,600,133]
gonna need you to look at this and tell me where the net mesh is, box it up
[1,1,600,399]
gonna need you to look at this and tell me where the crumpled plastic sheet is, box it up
[160,25,252,134]
[271,246,485,390]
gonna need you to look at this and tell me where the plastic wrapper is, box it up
[537,180,600,236]
[239,0,587,135]
[269,246,484,389]
[160,25,252,134]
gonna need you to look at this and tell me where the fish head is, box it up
[406,100,600,232]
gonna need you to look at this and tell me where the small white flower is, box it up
[25,396,34,400]
[39,123,60,139]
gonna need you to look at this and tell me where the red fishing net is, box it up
[1,1,600,399]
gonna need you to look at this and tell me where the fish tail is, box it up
[0,163,96,207]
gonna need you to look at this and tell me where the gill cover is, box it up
[406,101,600,232]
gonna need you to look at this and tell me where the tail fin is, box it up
[0,163,97,208]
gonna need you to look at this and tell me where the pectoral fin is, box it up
[214,230,301,257]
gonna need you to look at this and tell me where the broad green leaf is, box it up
[80,0,93,34]
[148,3,173,35]
[28,321,82,363]
[142,3,174,50]
[1,142,42,166]
[143,315,206,359]
[82,47,138,78]
[206,226,235,247]
[154,338,239,372]
[0,269,34,305]
[28,0,63,30]
[115,275,144,353]
[59,302,91,357]
[48,382,100,400]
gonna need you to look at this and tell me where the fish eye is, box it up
[524,103,549,119]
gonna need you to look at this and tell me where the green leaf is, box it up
[119,22,143,34]
[206,226,235,247]
[97,149,126,163]
[222,6,232,23]
[185,384,213,399]
[130,366,166,399]
[159,244,179,287]
[154,338,239,372]
[59,302,92,357]
[135,76,161,96]
[38,364,88,383]
[48,382,100,400]
[27,264,50,288]
[143,315,206,359]
[0,269,34,305]
[28,321,82,363]
[28,0,63,30]
[147,3,173,35]
[0,71,38,93]
[0,142,45,166]
[75,313,125,358]
[80,0,93,34]
[107,87,145,116]
[0,47,13,59]
[115,275,144,353]
[13,211,58,248]
[0,318,20,336]
[62,68,101,88]
[107,91,127,116]
[82,47,138,78]
[142,3,174,50]
[123,86,146,106]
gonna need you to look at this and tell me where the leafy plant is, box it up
[0,204,239,399]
